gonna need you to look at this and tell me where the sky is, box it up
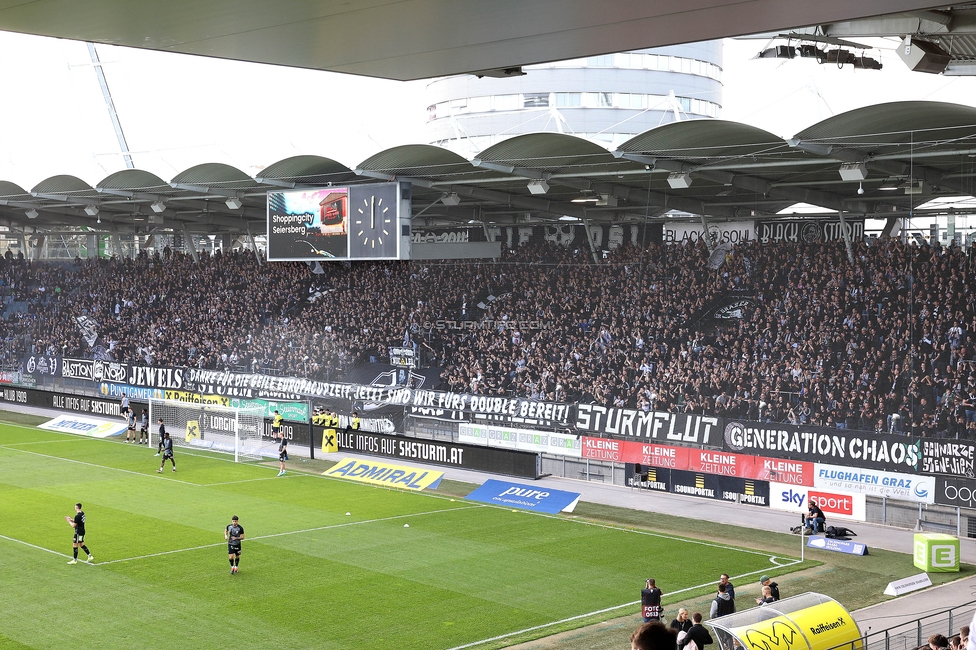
[1,30,976,193]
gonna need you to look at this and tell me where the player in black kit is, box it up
[225,515,245,574]
[65,502,93,564]
[277,431,288,477]
[157,432,176,473]
[154,418,166,456]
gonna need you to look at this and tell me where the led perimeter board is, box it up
[267,182,410,261]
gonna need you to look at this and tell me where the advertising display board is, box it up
[267,182,404,261]
[582,437,813,486]
[814,464,935,504]
[465,479,580,513]
[324,457,443,491]
[459,423,581,457]
[332,429,539,478]
[769,482,867,521]
[935,476,976,509]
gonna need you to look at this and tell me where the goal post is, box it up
[148,398,269,462]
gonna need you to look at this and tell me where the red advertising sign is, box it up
[808,490,855,516]
[581,437,813,486]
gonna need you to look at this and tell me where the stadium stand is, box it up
[0,236,974,437]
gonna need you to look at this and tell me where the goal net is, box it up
[148,398,270,462]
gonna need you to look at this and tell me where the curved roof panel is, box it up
[357,144,474,178]
[795,101,976,145]
[171,163,253,188]
[257,155,355,186]
[618,120,790,165]
[0,181,30,200]
[97,169,170,192]
[32,175,95,195]
[478,133,614,169]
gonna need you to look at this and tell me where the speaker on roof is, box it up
[897,37,950,74]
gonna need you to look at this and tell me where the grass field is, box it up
[0,420,810,650]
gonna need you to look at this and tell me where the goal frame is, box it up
[148,398,268,462]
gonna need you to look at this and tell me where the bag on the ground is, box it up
[824,526,856,539]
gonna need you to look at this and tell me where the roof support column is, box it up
[582,216,599,263]
[181,222,198,263]
[110,233,123,260]
[838,210,855,265]
[699,213,714,253]
[881,217,902,239]
[246,226,262,266]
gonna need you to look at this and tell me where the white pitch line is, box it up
[96,504,482,566]
[202,474,312,487]
[0,533,72,560]
[1,438,91,447]
[445,558,805,650]
[0,445,203,487]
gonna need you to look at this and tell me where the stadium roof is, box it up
[0,1,954,81]
[3,100,976,235]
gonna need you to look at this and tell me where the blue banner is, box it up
[465,479,580,513]
[807,536,868,556]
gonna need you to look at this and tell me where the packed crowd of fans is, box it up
[0,234,974,436]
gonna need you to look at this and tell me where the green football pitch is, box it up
[0,424,800,650]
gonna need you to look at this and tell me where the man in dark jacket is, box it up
[679,612,714,649]
[759,575,780,601]
[709,583,735,619]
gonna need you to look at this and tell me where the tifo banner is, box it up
[768,482,867,521]
[582,437,813,486]
[920,440,976,477]
[755,217,864,244]
[22,355,60,377]
[814,464,935,504]
[458,423,581,457]
[38,414,128,438]
[575,405,718,445]
[323,457,443,490]
[722,420,922,473]
[465,479,580,513]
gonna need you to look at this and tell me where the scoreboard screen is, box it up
[267,182,409,261]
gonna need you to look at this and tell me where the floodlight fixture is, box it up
[25,208,38,219]
[667,172,692,189]
[595,194,618,207]
[225,197,243,210]
[150,201,166,213]
[838,163,868,181]
[440,192,461,206]
[84,205,99,216]
[526,179,549,195]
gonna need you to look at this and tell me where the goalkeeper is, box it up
[154,418,166,456]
